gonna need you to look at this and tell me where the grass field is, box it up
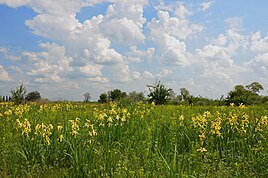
[0,101,268,177]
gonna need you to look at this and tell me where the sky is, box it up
[0,0,268,101]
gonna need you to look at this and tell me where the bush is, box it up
[11,84,26,104]
[25,91,41,102]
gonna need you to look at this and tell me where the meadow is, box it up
[0,101,268,177]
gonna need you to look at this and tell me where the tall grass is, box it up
[0,102,267,177]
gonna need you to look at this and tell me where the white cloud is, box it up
[79,64,102,77]
[225,17,244,31]
[143,71,154,79]
[250,32,268,52]
[87,76,108,84]
[174,4,190,18]
[26,14,82,40]
[0,0,28,8]
[129,46,155,60]
[101,17,145,44]
[249,53,268,75]
[0,47,7,53]
[148,9,203,66]
[83,37,124,64]
[0,65,11,81]
[156,69,172,78]
[149,10,203,40]
[127,57,141,63]
[156,33,193,66]
[24,43,73,83]
[103,0,147,44]
[132,71,141,80]
[196,29,248,66]
[200,1,214,11]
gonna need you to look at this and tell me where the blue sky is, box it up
[0,0,268,101]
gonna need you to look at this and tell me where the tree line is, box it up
[1,81,268,106]
[92,81,268,106]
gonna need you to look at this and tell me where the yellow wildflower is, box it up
[197,147,207,153]
[199,132,206,141]
[58,134,64,142]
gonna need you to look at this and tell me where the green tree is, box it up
[25,91,41,101]
[98,93,108,103]
[108,89,127,101]
[147,81,172,105]
[226,83,261,105]
[128,91,145,102]
[180,88,190,101]
[245,82,264,94]
[83,92,91,102]
[11,83,27,104]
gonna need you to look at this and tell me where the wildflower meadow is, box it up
[0,101,268,177]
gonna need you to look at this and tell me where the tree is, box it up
[180,88,190,101]
[225,83,261,105]
[128,91,145,102]
[246,82,264,94]
[11,83,27,104]
[99,93,108,103]
[108,89,127,101]
[83,92,91,102]
[147,81,172,105]
[25,91,41,101]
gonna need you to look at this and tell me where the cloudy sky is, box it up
[0,0,268,101]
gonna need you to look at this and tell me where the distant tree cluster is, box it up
[8,84,41,104]
[98,89,145,104]
[225,82,267,105]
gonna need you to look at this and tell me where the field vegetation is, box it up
[0,101,268,177]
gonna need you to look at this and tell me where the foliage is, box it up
[83,92,91,102]
[147,81,172,105]
[25,91,41,102]
[246,82,264,94]
[98,93,108,103]
[180,87,190,101]
[108,89,127,101]
[128,91,145,102]
[226,83,263,105]
[11,83,27,104]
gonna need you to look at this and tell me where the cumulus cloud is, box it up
[79,64,102,77]
[23,43,73,83]
[0,65,11,81]
[250,32,268,52]
[143,71,154,79]
[149,10,203,41]
[148,8,203,66]
[128,46,155,62]
[196,29,248,66]
[103,0,147,44]
[101,17,145,44]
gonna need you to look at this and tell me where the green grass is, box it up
[0,102,267,177]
